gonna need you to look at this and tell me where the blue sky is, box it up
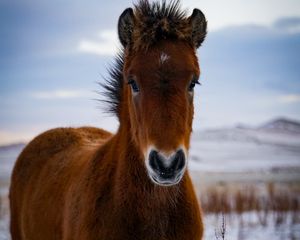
[1,0,300,144]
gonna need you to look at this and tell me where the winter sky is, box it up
[1,0,300,144]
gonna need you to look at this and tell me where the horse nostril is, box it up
[149,150,160,171]
[173,149,185,171]
[148,149,186,178]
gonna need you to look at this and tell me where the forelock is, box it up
[132,0,193,51]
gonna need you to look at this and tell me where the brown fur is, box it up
[10,1,206,239]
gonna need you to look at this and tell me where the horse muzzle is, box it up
[146,147,187,186]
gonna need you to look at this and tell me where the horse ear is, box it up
[189,9,207,48]
[118,8,135,47]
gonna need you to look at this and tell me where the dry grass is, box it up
[200,182,300,216]
[214,213,226,240]
[201,183,300,240]
[200,182,300,239]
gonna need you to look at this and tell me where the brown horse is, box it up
[9,1,207,239]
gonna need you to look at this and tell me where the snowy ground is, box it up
[1,205,300,240]
[205,212,300,240]
[0,119,300,239]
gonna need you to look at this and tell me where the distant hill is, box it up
[192,117,300,147]
[0,143,25,152]
[258,117,300,133]
[190,117,300,174]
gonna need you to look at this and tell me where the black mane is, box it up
[100,53,124,117]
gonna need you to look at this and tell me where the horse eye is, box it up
[188,77,200,92]
[128,79,140,93]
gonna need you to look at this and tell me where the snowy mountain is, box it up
[258,117,300,134]
[189,118,300,176]
[0,143,25,152]
[193,118,300,145]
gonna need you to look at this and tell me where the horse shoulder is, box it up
[12,127,112,178]
[10,127,113,240]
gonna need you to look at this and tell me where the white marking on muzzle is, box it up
[144,145,188,186]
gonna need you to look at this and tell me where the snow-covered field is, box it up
[0,118,300,239]
[205,212,300,240]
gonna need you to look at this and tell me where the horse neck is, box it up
[110,117,185,208]
[83,114,194,233]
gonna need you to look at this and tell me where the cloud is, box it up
[31,90,92,99]
[278,94,300,104]
[77,30,119,56]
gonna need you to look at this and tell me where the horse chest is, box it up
[100,199,196,240]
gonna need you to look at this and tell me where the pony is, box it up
[9,1,207,239]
